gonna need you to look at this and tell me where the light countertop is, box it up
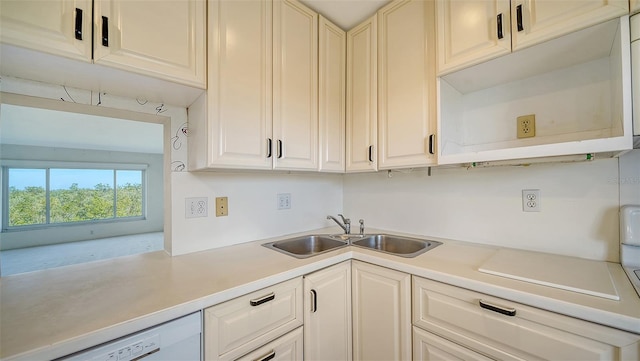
[2,228,639,361]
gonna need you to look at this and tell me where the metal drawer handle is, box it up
[368,145,374,162]
[250,292,275,306]
[277,140,283,159]
[310,289,317,313]
[496,13,504,39]
[479,299,516,316]
[74,8,83,40]
[267,138,272,158]
[253,350,275,361]
[101,16,109,46]
[516,4,524,32]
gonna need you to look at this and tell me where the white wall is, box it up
[344,157,628,262]
[170,171,343,255]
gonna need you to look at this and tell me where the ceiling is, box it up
[0,104,164,154]
[300,0,391,30]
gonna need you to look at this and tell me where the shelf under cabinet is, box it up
[437,16,633,165]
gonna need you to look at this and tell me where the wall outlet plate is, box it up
[186,197,208,218]
[216,197,228,217]
[522,189,540,212]
[277,193,291,210]
[517,114,536,138]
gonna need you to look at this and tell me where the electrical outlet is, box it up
[277,193,291,210]
[216,197,228,217]
[517,114,536,138]
[522,189,540,212]
[186,197,208,218]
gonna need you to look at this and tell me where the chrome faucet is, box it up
[327,214,351,234]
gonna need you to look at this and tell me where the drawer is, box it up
[205,277,303,360]
[235,327,303,361]
[413,277,640,361]
[413,326,494,361]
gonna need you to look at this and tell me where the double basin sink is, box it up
[263,233,441,259]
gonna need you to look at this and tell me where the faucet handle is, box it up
[338,214,350,224]
[359,219,365,235]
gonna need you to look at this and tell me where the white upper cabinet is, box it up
[189,0,320,172]
[377,0,437,169]
[93,0,206,88]
[436,0,511,75]
[346,16,378,173]
[189,0,273,170]
[318,16,346,173]
[633,0,640,14]
[0,0,206,88]
[273,0,319,171]
[512,0,629,51]
[0,0,93,62]
[437,0,629,75]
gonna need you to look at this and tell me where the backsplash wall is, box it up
[343,154,637,263]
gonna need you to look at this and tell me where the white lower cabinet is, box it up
[304,261,352,360]
[235,327,303,361]
[204,277,303,361]
[352,260,411,361]
[413,326,493,361]
[413,276,640,361]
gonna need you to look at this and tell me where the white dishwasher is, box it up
[60,312,202,361]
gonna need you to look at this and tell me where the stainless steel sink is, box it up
[351,234,441,258]
[263,235,348,259]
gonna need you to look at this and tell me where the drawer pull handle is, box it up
[253,350,275,361]
[250,292,275,306]
[428,134,435,155]
[479,300,516,316]
[496,13,503,40]
[516,4,524,32]
[267,138,272,158]
[368,145,374,162]
[277,140,283,159]
[101,16,109,46]
[310,289,317,313]
[74,8,83,40]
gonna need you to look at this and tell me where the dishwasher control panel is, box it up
[93,333,159,361]
[59,312,201,361]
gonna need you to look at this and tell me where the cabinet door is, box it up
[93,0,206,88]
[304,261,352,361]
[633,0,640,14]
[235,327,303,361]
[318,16,346,173]
[346,16,378,172]
[0,0,92,62]
[197,0,273,170]
[511,0,629,51]
[273,0,318,171]
[413,327,494,361]
[352,261,411,361]
[436,0,511,75]
[378,0,437,169]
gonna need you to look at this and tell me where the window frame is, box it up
[1,161,148,232]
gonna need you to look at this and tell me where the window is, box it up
[3,167,145,229]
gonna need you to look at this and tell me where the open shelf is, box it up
[437,16,633,165]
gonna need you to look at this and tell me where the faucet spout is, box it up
[327,214,351,234]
